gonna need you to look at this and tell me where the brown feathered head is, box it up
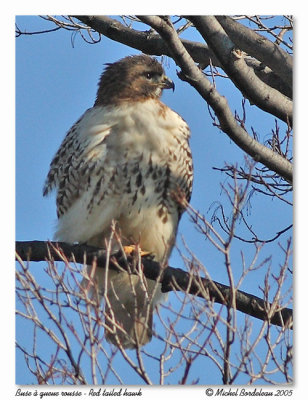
[94,55,174,106]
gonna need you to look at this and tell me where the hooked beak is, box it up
[162,75,175,92]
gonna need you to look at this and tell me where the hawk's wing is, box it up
[43,107,121,243]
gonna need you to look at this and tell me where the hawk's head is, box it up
[94,55,175,106]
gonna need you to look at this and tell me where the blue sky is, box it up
[15,16,294,386]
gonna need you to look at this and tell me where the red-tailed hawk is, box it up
[43,55,193,348]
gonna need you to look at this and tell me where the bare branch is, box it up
[137,16,292,184]
[73,15,218,65]
[15,23,61,37]
[71,16,290,97]
[243,15,293,51]
[15,240,293,329]
[215,16,293,89]
[17,15,292,100]
[188,16,292,125]
[244,58,292,99]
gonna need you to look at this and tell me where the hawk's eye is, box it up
[145,72,155,80]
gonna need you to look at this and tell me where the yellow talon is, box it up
[123,245,151,257]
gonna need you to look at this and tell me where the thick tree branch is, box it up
[244,59,292,100]
[16,240,293,329]
[187,16,292,125]
[74,15,219,65]
[137,16,293,184]
[215,16,293,90]
[72,16,291,98]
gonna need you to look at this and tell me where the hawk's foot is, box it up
[123,245,151,258]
